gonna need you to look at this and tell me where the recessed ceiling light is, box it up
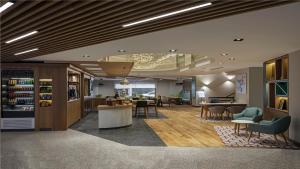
[118,49,126,53]
[122,2,212,27]
[233,38,244,42]
[82,54,90,58]
[228,57,236,61]
[221,53,229,56]
[14,48,39,55]
[5,31,38,44]
[86,67,102,70]
[169,49,177,53]
[0,2,14,13]
[80,64,99,66]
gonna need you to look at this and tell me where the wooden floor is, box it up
[145,105,233,147]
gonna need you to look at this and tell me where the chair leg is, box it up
[155,106,158,117]
[248,131,253,142]
[144,107,148,118]
[274,134,280,145]
[234,123,237,133]
[281,133,288,145]
[135,107,138,117]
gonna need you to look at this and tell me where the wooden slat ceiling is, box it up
[0,0,294,62]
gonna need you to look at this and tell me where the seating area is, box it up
[1,1,300,169]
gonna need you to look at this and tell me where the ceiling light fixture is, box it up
[221,53,229,56]
[14,48,39,55]
[118,49,126,53]
[169,49,177,53]
[5,31,38,44]
[80,64,99,66]
[0,1,14,13]
[86,67,102,70]
[233,38,244,42]
[122,2,212,27]
[228,57,236,61]
[180,67,189,72]
[195,60,211,68]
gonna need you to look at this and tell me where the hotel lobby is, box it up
[1,1,300,169]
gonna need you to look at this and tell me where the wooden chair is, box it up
[208,106,225,120]
[147,99,158,117]
[135,100,148,118]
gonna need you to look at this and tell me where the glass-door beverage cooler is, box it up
[1,70,35,129]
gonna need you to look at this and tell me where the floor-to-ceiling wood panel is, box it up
[145,106,232,147]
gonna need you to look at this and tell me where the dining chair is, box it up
[135,100,148,118]
[147,99,158,117]
[208,106,226,120]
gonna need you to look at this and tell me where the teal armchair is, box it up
[233,107,263,122]
[248,116,291,145]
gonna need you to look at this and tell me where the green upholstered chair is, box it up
[247,116,291,145]
[232,107,263,122]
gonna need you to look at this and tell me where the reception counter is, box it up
[97,104,132,129]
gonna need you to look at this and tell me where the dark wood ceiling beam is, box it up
[1,1,63,31]
[0,1,294,61]
[0,1,244,54]
[1,1,92,40]
[1,1,218,52]
[2,1,270,58]
[1,0,111,40]
[23,0,289,57]
[1,1,43,24]
[0,0,176,46]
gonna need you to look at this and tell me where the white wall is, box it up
[195,73,235,98]
[289,50,300,143]
[91,80,115,96]
[91,79,182,97]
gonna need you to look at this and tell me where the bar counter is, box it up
[97,104,132,129]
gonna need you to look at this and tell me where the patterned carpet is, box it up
[214,126,299,149]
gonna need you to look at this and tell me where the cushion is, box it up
[259,120,273,125]
[235,117,253,121]
[243,108,259,117]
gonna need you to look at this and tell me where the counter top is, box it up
[97,104,132,110]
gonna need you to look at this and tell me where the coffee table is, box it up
[231,120,254,136]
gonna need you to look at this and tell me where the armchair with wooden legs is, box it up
[247,116,291,145]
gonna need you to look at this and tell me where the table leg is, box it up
[234,123,237,133]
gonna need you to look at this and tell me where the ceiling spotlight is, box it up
[234,38,244,42]
[221,53,229,56]
[82,54,90,58]
[0,1,14,13]
[169,49,177,53]
[118,49,126,53]
[5,30,38,44]
[14,48,39,55]
[122,2,212,27]
[228,57,236,61]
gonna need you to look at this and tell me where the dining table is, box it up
[199,102,247,120]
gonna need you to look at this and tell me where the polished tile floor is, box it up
[71,110,166,146]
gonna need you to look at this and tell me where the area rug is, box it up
[214,126,299,149]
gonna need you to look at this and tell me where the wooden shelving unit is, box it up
[264,55,289,119]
